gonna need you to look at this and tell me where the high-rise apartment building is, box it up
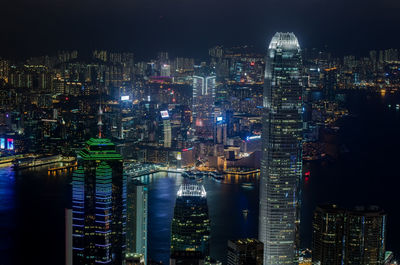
[259,32,303,265]
[227,238,263,265]
[323,67,337,101]
[171,185,210,258]
[72,138,126,265]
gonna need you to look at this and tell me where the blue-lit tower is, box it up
[72,138,126,265]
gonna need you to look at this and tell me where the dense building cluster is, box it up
[1,44,399,160]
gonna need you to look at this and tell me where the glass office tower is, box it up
[312,205,386,265]
[72,138,126,265]
[344,207,386,265]
[170,184,210,257]
[227,238,264,265]
[258,32,303,265]
[312,205,346,265]
[126,180,148,264]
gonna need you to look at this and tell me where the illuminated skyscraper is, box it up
[126,180,148,264]
[159,110,172,148]
[72,138,126,265]
[344,207,386,265]
[312,205,345,265]
[259,32,303,265]
[171,184,210,258]
[312,205,386,265]
[192,68,216,140]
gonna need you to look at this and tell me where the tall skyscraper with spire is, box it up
[258,32,303,265]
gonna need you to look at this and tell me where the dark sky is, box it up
[2,0,400,59]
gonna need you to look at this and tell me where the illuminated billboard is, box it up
[0,138,4,149]
[121,96,130,101]
[216,116,223,122]
[7,138,14,150]
[160,110,169,119]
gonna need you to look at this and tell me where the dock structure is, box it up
[124,163,160,178]
[224,168,260,176]
[48,162,78,175]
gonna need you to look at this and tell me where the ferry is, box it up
[13,155,62,170]
[242,209,249,217]
[241,182,254,189]
[210,172,224,182]
[0,156,16,166]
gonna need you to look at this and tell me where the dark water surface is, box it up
[0,91,399,264]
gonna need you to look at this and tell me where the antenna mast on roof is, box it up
[98,87,104,139]
[97,105,103,138]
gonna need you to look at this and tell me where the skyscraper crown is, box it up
[269,32,300,50]
[177,184,207,197]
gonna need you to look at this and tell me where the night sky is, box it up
[2,0,400,59]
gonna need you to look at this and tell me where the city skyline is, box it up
[1,5,400,262]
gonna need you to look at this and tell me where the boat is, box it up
[241,182,254,189]
[242,209,249,217]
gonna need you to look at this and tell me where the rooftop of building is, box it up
[316,204,385,216]
[170,250,205,259]
[177,184,207,197]
[269,32,300,50]
[78,137,122,161]
[316,204,345,213]
[230,238,263,246]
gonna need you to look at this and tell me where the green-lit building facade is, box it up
[72,138,126,265]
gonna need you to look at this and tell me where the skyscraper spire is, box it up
[97,105,103,138]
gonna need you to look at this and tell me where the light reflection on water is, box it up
[0,163,71,265]
[0,166,15,265]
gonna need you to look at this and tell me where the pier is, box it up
[48,162,78,175]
